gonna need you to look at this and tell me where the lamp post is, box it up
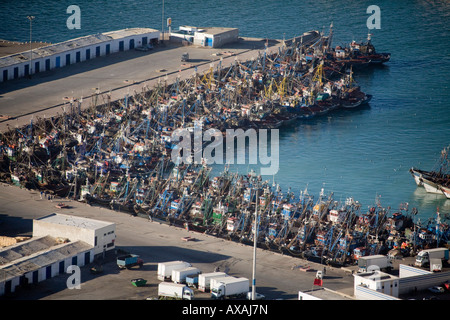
[27,15,35,77]
[251,184,258,300]
[161,0,164,43]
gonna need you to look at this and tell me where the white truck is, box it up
[357,254,393,273]
[157,261,191,281]
[198,272,228,292]
[172,267,201,284]
[211,276,249,299]
[415,248,449,268]
[158,282,194,300]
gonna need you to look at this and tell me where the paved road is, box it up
[0,183,355,300]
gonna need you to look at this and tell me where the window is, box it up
[95,236,97,246]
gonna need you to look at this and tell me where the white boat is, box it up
[438,184,450,199]
[421,176,444,195]
[410,168,424,186]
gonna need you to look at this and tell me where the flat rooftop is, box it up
[35,213,114,230]
[299,287,354,300]
[355,270,398,281]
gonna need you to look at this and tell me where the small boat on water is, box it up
[332,33,390,67]
[409,145,450,196]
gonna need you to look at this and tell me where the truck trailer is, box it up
[117,254,143,270]
[357,254,393,273]
[211,276,249,299]
[415,248,449,268]
[157,261,191,281]
[172,267,201,284]
[158,282,194,300]
[198,272,228,292]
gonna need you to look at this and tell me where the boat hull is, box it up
[439,184,450,199]
[421,177,444,195]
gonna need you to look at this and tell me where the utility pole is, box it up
[161,0,165,43]
[251,184,258,300]
[27,15,35,77]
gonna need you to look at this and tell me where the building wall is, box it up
[354,285,401,300]
[1,31,159,82]
[94,225,116,255]
[353,272,399,297]
[398,264,450,295]
[212,29,239,47]
[33,219,95,246]
[33,218,115,256]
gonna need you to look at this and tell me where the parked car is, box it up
[428,286,445,294]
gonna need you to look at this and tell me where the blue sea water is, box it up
[0,0,449,221]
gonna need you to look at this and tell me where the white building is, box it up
[170,26,239,48]
[1,28,160,82]
[33,213,116,256]
[353,270,401,300]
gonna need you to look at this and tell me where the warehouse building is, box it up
[0,213,116,296]
[0,27,160,82]
[170,26,239,48]
[0,235,93,296]
[33,213,116,256]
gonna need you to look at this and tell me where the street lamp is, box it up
[27,15,35,77]
[161,0,164,43]
[251,184,259,300]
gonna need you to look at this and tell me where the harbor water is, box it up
[1,0,449,221]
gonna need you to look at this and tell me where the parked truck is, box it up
[157,261,191,281]
[172,267,201,284]
[211,276,249,299]
[198,272,228,292]
[357,254,393,273]
[117,254,143,269]
[186,275,199,288]
[415,248,449,268]
[158,282,194,300]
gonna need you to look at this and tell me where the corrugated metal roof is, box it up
[0,28,159,68]
[0,239,93,282]
[0,235,57,265]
